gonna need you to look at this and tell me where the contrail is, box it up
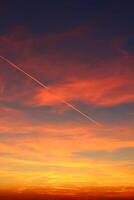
[0,55,101,126]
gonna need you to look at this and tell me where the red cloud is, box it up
[0,56,133,109]
[0,25,133,109]
[25,71,134,107]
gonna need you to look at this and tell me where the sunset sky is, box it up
[0,0,134,199]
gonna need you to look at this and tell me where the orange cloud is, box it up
[0,108,134,190]
[25,73,134,107]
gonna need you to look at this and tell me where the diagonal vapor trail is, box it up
[0,55,101,126]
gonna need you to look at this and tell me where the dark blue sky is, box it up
[1,0,134,35]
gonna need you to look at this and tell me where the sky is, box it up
[0,0,134,199]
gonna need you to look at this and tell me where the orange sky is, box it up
[0,1,134,199]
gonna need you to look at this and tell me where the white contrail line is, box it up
[0,55,49,90]
[0,55,101,126]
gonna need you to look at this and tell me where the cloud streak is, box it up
[0,55,101,126]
